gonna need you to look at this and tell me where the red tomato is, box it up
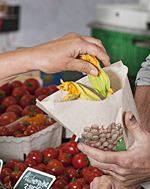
[72,153,89,169]
[27,150,43,164]
[23,78,41,94]
[14,132,26,138]
[31,166,44,172]
[24,157,37,167]
[0,112,18,127]
[2,175,10,184]
[82,184,90,189]
[0,167,12,180]
[83,171,103,184]
[10,80,22,91]
[17,123,26,133]
[10,169,23,186]
[62,185,69,189]
[47,85,58,94]
[9,123,19,134]
[5,159,20,170]
[80,167,90,178]
[50,186,60,189]
[43,147,59,162]
[0,89,6,103]
[0,83,11,96]
[38,163,46,171]
[53,179,68,189]
[1,96,18,110]
[62,141,79,156]
[56,175,69,184]
[89,167,104,175]
[26,124,40,135]
[47,119,57,126]
[6,104,22,117]
[77,178,88,185]
[46,159,64,176]
[35,87,51,97]
[19,94,36,108]
[13,162,27,172]
[68,180,83,189]
[11,87,29,102]
[0,126,11,136]
[57,153,72,167]
[37,94,47,101]
[65,168,80,181]
[21,105,43,117]
[39,125,46,130]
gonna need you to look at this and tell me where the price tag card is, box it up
[0,159,3,174]
[14,167,56,189]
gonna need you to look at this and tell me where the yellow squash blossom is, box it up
[57,79,101,101]
[77,54,114,98]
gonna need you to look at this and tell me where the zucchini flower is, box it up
[57,79,101,101]
[77,54,114,98]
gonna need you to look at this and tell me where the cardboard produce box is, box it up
[0,116,62,162]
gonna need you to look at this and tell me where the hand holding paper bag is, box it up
[78,111,150,187]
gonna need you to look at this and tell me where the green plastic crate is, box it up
[91,28,150,77]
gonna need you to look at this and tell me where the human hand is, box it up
[77,111,150,187]
[90,175,142,189]
[30,33,110,76]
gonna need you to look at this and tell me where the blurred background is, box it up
[1,0,150,91]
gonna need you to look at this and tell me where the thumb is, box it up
[71,59,98,76]
[125,111,145,141]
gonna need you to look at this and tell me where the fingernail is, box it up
[90,69,98,76]
[77,143,83,151]
[129,112,136,122]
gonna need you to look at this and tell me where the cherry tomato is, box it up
[21,105,43,117]
[23,114,47,126]
[46,159,64,176]
[27,150,43,164]
[56,175,69,184]
[1,96,18,110]
[0,126,10,136]
[6,104,22,117]
[19,94,36,108]
[80,167,90,178]
[0,112,18,127]
[83,171,103,184]
[24,157,37,167]
[14,132,26,138]
[0,83,11,96]
[5,159,20,170]
[10,80,22,91]
[39,125,46,130]
[82,184,90,189]
[0,89,5,103]
[31,166,44,172]
[57,153,72,167]
[89,167,104,175]
[13,162,27,172]
[26,124,40,135]
[22,78,40,94]
[11,87,29,102]
[50,186,60,189]
[77,178,88,185]
[10,169,23,186]
[62,141,79,156]
[37,94,47,101]
[68,180,83,189]
[37,163,46,171]
[17,123,26,133]
[0,167,12,180]
[2,175,10,184]
[65,168,80,181]
[35,87,51,97]
[72,153,89,169]
[43,147,59,162]
[53,179,68,189]
[47,119,57,126]
[47,85,58,94]
[62,185,69,189]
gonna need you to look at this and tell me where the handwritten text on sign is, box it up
[14,167,56,189]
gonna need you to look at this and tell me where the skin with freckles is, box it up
[77,111,150,187]
[0,33,110,86]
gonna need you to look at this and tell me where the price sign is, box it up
[14,167,56,189]
[0,159,3,174]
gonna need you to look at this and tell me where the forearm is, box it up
[0,48,35,86]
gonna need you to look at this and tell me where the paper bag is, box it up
[36,61,138,150]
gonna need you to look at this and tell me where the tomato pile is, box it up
[0,78,58,137]
[0,141,105,189]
